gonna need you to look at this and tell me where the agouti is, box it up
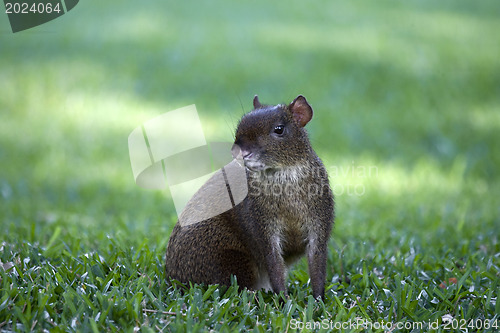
[165,95,334,299]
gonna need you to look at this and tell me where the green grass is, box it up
[1,0,499,331]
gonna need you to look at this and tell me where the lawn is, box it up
[1,0,499,331]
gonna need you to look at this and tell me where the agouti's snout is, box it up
[231,144,252,159]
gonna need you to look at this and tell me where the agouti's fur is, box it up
[165,95,334,298]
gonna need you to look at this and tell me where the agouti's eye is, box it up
[273,125,285,136]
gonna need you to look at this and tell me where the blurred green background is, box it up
[1,0,499,257]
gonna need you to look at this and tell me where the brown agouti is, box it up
[165,95,334,299]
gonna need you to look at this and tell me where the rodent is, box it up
[165,95,334,299]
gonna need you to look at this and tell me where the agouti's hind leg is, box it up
[216,249,257,290]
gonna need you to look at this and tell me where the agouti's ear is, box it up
[253,95,262,109]
[289,95,313,127]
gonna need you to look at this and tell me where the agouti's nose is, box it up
[231,144,253,159]
[231,144,241,159]
[241,150,253,159]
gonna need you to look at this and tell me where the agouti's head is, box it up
[231,95,314,172]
